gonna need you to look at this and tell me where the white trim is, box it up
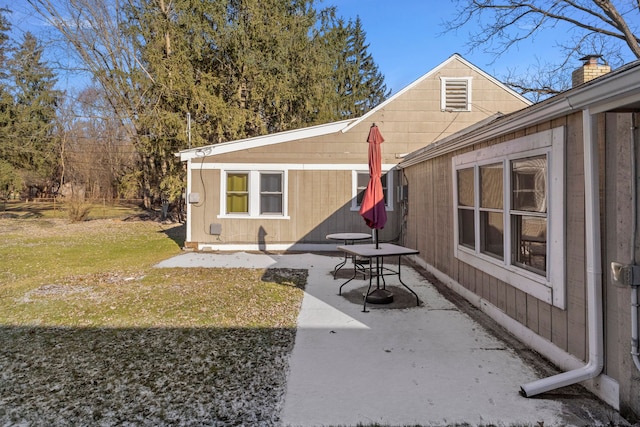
[197,242,338,252]
[452,127,566,308]
[186,160,193,243]
[219,170,289,219]
[190,162,397,171]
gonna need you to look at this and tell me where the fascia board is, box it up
[178,119,354,161]
[399,97,571,168]
[566,69,640,113]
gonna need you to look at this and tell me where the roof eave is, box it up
[399,61,640,168]
[177,118,355,162]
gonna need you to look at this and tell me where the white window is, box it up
[441,77,472,111]
[352,170,393,211]
[452,127,565,308]
[259,172,283,215]
[221,170,288,218]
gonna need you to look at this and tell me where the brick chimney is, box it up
[572,55,611,87]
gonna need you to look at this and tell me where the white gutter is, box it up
[521,109,604,396]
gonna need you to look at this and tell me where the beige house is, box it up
[397,57,640,418]
[177,54,530,250]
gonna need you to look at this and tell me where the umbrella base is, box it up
[365,288,394,304]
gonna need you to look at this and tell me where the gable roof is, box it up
[398,59,640,168]
[177,53,531,162]
[341,53,532,133]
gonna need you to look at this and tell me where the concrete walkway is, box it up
[156,251,628,427]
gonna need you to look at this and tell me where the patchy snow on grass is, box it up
[0,325,297,426]
[1,267,307,426]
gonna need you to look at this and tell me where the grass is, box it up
[0,199,148,220]
[0,212,307,425]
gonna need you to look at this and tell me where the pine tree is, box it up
[336,17,390,119]
[8,32,61,196]
[27,0,390,210]
[0,8,19,197]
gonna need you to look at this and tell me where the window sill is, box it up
[456,246,554,306]
[218,214,290,220]
[350,206,394,212]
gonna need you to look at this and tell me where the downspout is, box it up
[631,113,640,372]
[521,109,604,397]
[633,280,640,371]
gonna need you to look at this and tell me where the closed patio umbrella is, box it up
[359,123,391,304]
[359,123,387,248]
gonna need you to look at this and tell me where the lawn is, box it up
[0,214,306,425]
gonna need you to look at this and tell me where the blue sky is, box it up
[329,0,566,94]
[1,0,587,94]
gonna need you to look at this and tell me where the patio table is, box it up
[337,242,421,312]
[326,232,372,278]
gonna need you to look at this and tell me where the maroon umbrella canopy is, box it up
[359,124,387,231]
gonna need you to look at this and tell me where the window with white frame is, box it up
[441,77,472,111]
[222,170,287,218]
[259,172,283,214]
[453,127,565,308]
[352,170,392,210]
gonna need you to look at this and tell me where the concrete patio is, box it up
[157,251,630,427]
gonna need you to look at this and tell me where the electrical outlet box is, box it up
[188,192,200,204]
[611,262,640,287]
[209,223,222,235]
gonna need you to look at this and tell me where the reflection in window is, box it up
[455,155,548,276]
[260,173,283,214]
[480,163,503,258]
[457,168,475,248]
[457,168,474,206]
[512,156,547,213]
[511,156,547,274]
[512,215,547,274]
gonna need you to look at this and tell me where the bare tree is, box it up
[26,0,162,208]
[444,0,640,99]
[56,88,138,201]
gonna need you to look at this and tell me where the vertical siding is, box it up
[403,112,591,361]
[189,168,384,246]
[565,113,587,361]
[604,112,638,412]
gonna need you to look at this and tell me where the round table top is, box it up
[326,232,372,241]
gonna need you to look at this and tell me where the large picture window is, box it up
[221,170,287,218]
[453,127,565,308]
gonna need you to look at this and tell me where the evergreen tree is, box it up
[27,0,389,210]
[8,32,61,196]
[335,17,390,119]
[0,8,19,197]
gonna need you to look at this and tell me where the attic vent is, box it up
[441,77,472,111]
